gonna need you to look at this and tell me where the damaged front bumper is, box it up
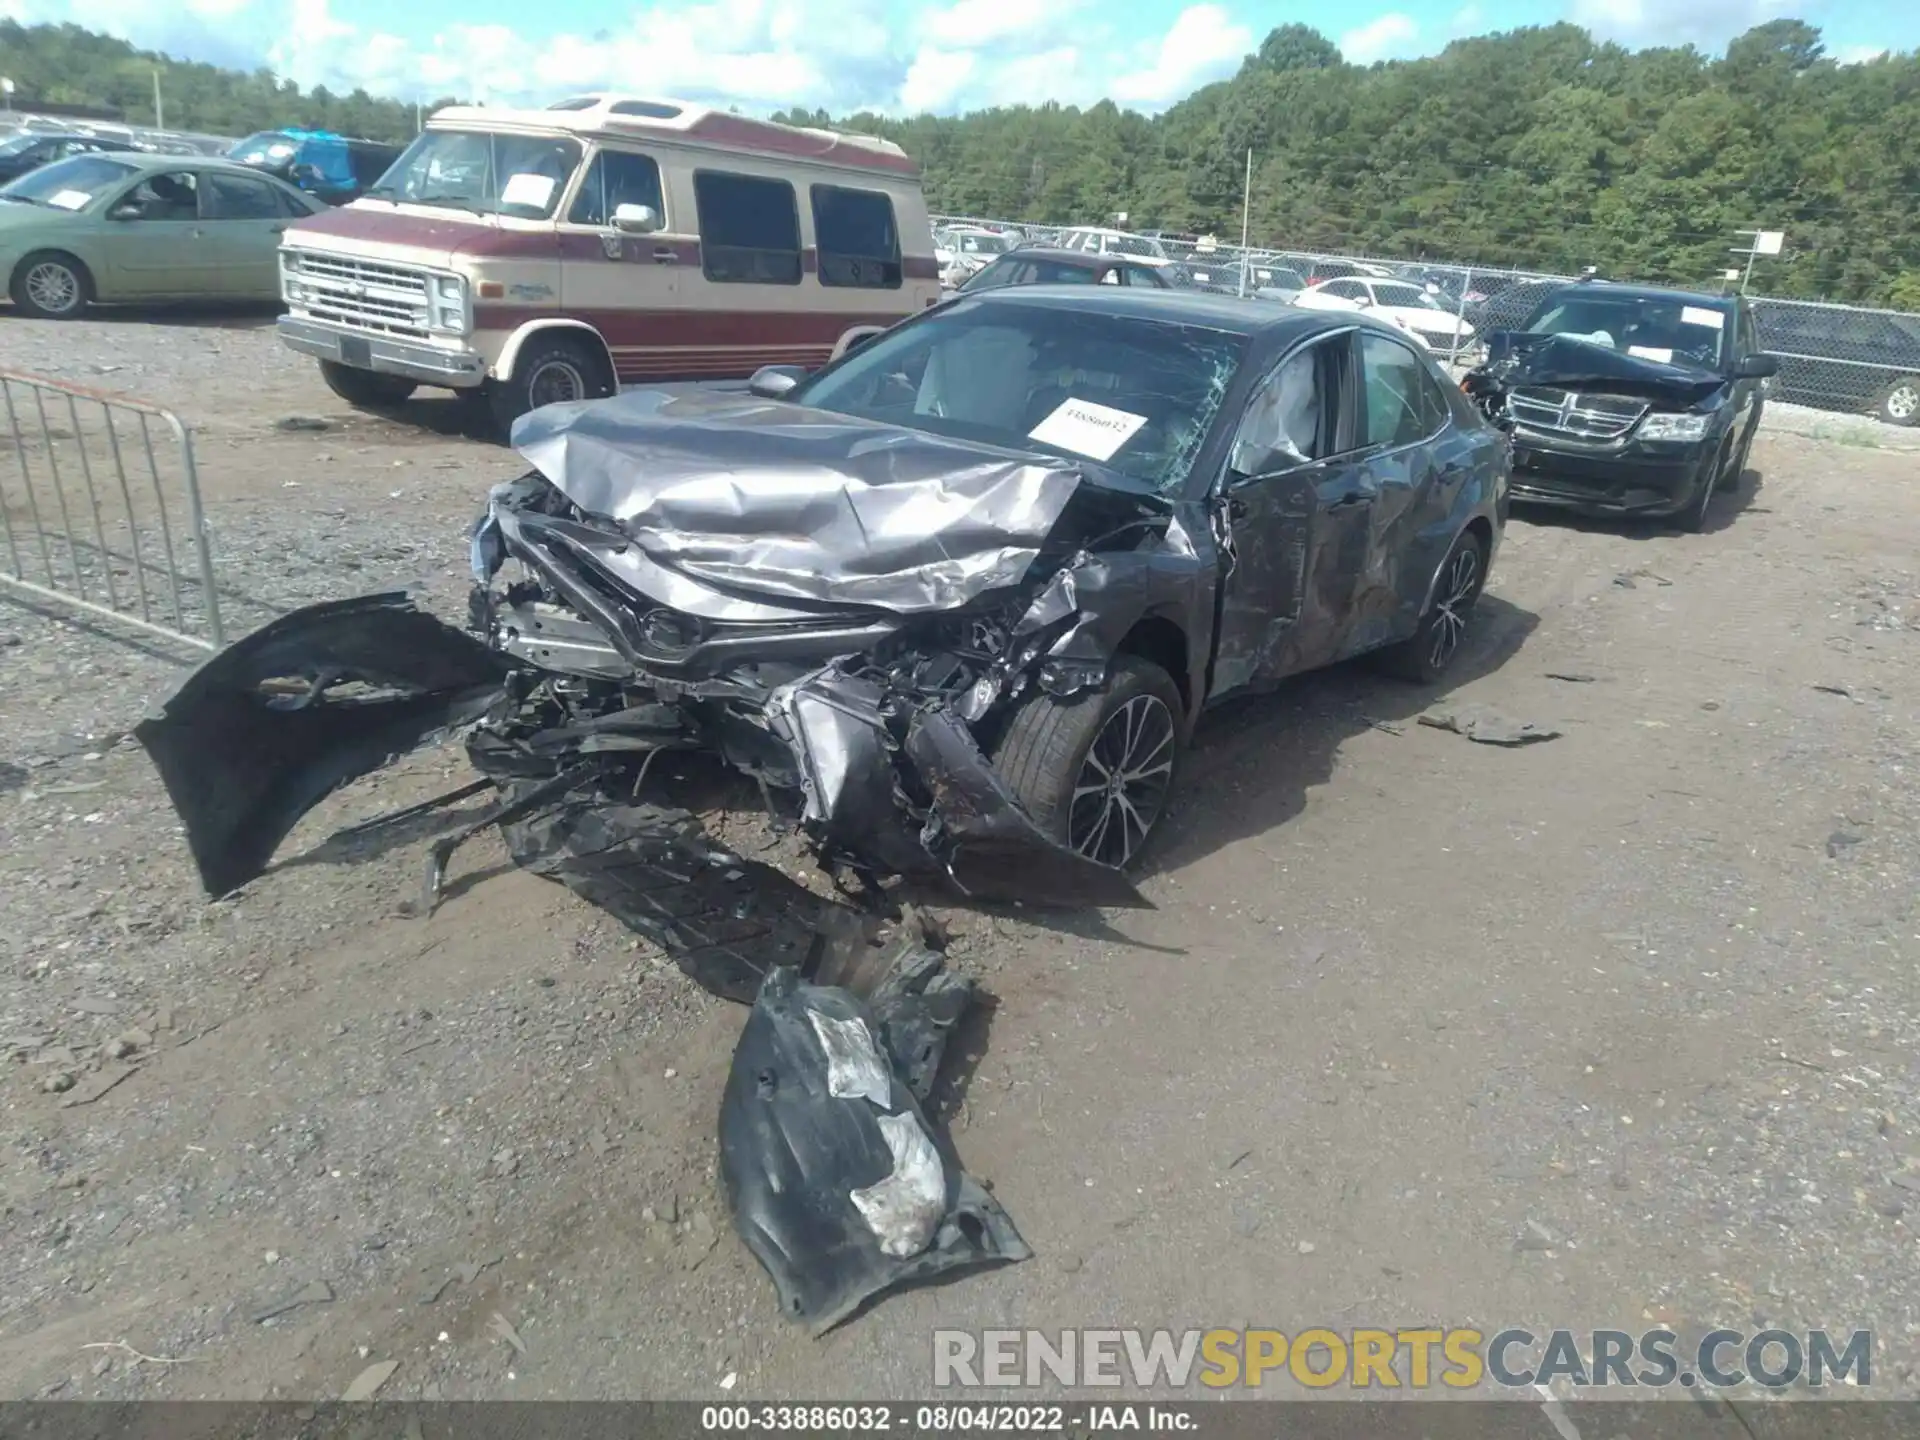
[1507,436,1718,516]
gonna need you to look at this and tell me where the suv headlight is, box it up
[1637,412,1710,442]
[428,273,470,336]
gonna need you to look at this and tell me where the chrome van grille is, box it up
[285,250,431,339]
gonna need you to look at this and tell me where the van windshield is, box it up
[230,131,299,166]
[365,130,583,220]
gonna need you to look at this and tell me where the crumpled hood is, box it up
[1475,332,1728,405]
[508,387,1089,615]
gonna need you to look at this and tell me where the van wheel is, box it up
[488,335,615,436]
[318,360,416,409]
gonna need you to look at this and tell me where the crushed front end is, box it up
[1465,332,1734,518]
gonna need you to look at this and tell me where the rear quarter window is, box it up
[810,185,901,289]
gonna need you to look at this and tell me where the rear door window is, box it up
[693,170,801,284]
[810,185,901,289]
[203,171,285,220]
[1359,333,1450,449]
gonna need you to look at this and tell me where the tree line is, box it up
[2,16,1914,308]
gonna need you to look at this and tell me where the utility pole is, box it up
[152,68,164,131]
[415,100,423,134]
[1238,148,1252,297]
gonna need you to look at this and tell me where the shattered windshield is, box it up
[791,299,1246,495]
[365,130,582,219]
[1525,293,1729,371]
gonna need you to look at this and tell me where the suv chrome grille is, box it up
[1507,386,1649,441]
[286,250,431,340]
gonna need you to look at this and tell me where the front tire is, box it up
[487,334,615,437]
[1877,376,1920,428]
[318,360,417,409]
[992,656,1185,870]
[1377,529,1487,682]
[1675,438,1728,534]
[10,251,90,319]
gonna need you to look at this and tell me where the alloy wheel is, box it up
[24,261,80,315]
[1427,544,1480,672]
[1888,382,1920,424]
[1066,694,1177,868]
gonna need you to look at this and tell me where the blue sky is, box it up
[1,0,1910,117]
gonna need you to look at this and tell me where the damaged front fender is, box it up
[134,592,513,898]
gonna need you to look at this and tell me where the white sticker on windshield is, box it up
[1680,305,1725,331]
[47,189,91,211]
[1028,397,1148,462]
[1627,345,1674,363]
[499,172,556,209]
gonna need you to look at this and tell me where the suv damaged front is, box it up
[1461,286,1777,529]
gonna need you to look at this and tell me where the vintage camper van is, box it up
[275,95,940,430]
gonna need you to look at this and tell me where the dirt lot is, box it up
[4,310,1920,1403]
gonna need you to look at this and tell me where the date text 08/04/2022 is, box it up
[701,1405,1190,1432]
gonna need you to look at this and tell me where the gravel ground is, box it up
[3,311,1919,1405]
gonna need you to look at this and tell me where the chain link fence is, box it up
[929,214,1920,427]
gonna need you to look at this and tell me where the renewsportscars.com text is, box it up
[932,1327,1872,1391]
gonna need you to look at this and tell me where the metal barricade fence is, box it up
[0,367,225,650]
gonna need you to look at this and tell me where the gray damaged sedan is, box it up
[137,284,1511,1327]
[143,284,1511,920]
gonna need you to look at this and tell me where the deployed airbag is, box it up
[721,965,1029,1332]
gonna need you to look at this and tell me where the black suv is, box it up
[1465,281,1779,532]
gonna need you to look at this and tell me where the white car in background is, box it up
[1295,276,1477,351]
[935,226,1016,285]
[1055,227,1174,268]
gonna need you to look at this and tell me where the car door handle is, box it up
[1328,492,1372,511]
[269,224,285,234]
[652,248,679,264]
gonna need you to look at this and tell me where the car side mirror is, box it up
[107,202,140,221]
[1736,353,1779,379]
[612,203,660,235]
[747,364,807,400]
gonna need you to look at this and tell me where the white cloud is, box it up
[1339,13,1421,65]
[921,0,1080,50]
[1111,4,1252,106]
[1834,44,1889,64]
[899,48,976,113]
[1566,0,1802,50]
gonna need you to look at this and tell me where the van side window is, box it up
[693,170,801,285]
[568,150,665,228]
[810,185,901,289]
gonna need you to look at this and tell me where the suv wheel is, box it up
[992,656,1185,870]
[1377,529,1487,682]
[1675,439,1727,534]
[1877,376,1920,428]
[488,334,615,436]
[318,360,417,410]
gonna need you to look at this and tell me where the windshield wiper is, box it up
[0,194,48,206]
[413,194,485,213]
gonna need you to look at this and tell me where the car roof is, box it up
[1538,280,1738,310]
[65,151,294,178]
[963,283,1369,340]
[1000,248,1129,266]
